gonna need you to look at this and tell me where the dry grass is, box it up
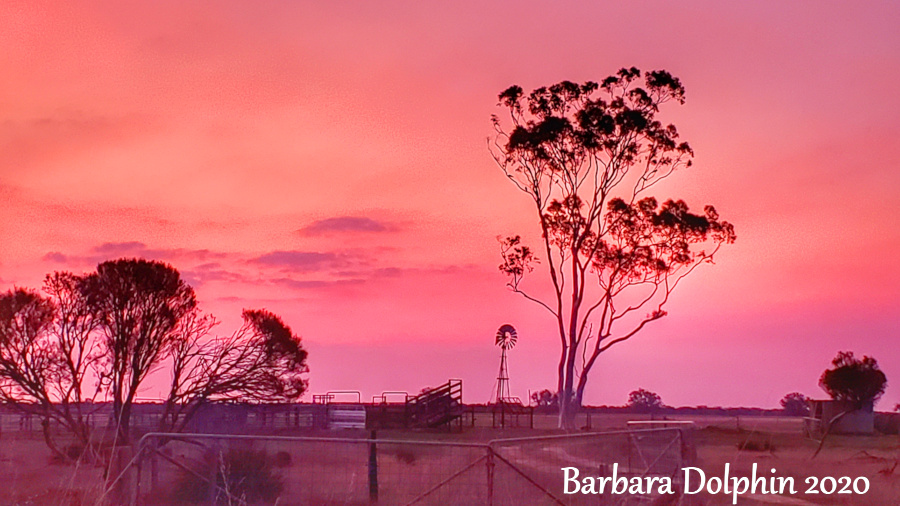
[0,433,106,505]
[1,415,897,505]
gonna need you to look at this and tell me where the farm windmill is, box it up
[493,324,518,405]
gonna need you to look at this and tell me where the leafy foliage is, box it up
[819,351,886,408]
[627,388,664,413]
[0,258,309,456]
[779,392,809,416]
[0,285,97,460]
[530,389,559,412]
[490,68,734,428]
[172,449,284,505]
[160,309,309,432]
[82,258,199,439]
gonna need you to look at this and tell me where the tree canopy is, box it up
[819,351,886,408]
[490,68,735,428]
[627,388,664,413]
[0,258,309,459]
[779,392,809,416]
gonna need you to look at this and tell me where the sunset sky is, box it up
[2,1,899,408]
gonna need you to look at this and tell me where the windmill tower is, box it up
[493,324,517,405]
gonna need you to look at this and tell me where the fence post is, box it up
[368,430,378,503]
[150,444,159,494]
[486,447,494,506]
[109,445,134,506]
[132,446,141,506]
[206,443,220,506]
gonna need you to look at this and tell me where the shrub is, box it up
[272,451,292,468]
[738,439,775,452]
[780,392,809,416]
[819,351,887,407]
[627,389,664,414]
[172,449,283,505]
[395,448,417,465]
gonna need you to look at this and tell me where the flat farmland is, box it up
[0,414,897,505]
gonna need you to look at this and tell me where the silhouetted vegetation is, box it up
[490,68,735,428]
[737,438,775,452]
[779,392,809,416]
[819,351,886,408]
[530,389,559,412]
[172,449,284,505]
[812,351,887,459]
[0,258,309,461]
[627,388,664,414]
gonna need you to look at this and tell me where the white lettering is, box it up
[597,475,612,493]
[580,476,596,494]
[776,476,796,494]
[628,477,645,495]
[731,475,749,504]
[683,467,706,495]
[612,463,627,494]
[658,477,673,495]
[562,467,580,494]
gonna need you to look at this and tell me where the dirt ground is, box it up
[0,414,897,505]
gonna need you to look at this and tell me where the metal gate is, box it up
[120,427,694,505]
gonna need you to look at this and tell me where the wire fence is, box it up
[125,427,694,505]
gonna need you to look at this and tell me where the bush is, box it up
[172,449,283,504]
[49,444,90,465]
[738,439,775,452]
[780,392,809,416]
[272,451,292,468]
[627,388,664,414]
[394,448,417,465]
[819,351,887,407]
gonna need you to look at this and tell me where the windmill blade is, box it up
[496,324,518,349]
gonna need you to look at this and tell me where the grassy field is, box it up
[0,414,897,505]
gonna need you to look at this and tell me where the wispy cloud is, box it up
[298,216,397,236]
[43,252,68,263]
[252,250,344,271]
[0,111,153,172]
[91,241,147,255]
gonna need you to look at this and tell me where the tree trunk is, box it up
[41,418,68,462]
[811,409,853,459]
[558,344,580,430]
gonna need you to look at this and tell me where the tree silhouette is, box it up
[627,388,664,414]
[812,351,886,458]
[530,389,559,412]
[490,68,735,428]
[779,392,809,416]
[159,309,309,433]
[819,351,886,408]
[0,258,309,454]
[81,258,199,442]
[0,281,100,461]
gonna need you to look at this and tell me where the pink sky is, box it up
[2,1,899,408]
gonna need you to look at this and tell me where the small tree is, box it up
[491,68,735,428]
[812,351,886,458]
[81,258,199,442]
[779,392,809,416]
[0,284,99,460]
[627,388,663,414]
[530,389,559,412]
[159,309,309,433]
[0,258,310,456]
[819,351,886,408]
